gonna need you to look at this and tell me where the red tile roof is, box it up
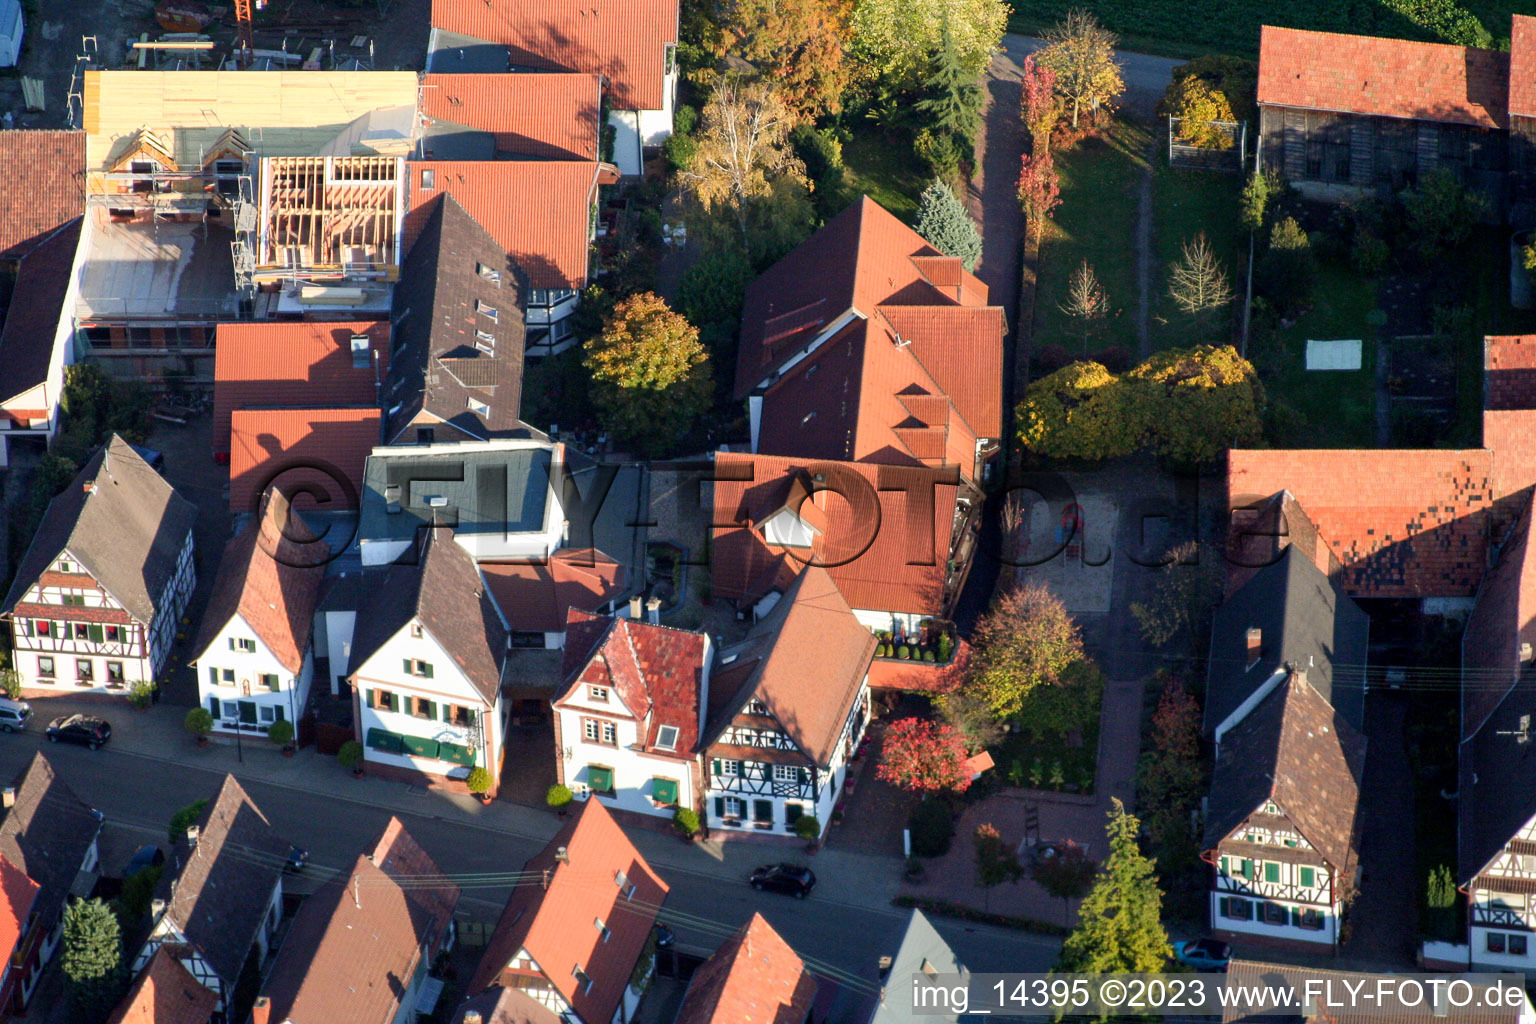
[1257,25,1509,128]
[106,949,218,1024]
[405,160,601,289]
[421,73,602,160]
[0,856,36,972]
[1485,335,1536,411]
[470,798,669,1024]
[430,0,679,111]
[875,304,1005,440]
[1227,448,1495,597]
[556,608,707,755]
[371,816,461,943]
[212,321,389,453]
[1512,16,1536,119]
[0,131,85,261]
[190,513,327,676]
[228,407,380,513]
[481,549,627,634]
[737,197,991,401]
[673,913,816,1024]
[712,451,957,617]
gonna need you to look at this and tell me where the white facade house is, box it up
[193,616,312,735]
[1210,804,1344,949]
[1467,814,1536,971]
[0,437,197,692]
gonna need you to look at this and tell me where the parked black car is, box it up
[749,863,816,899]
[46,715,111,749]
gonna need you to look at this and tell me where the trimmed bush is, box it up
[908,797,956,857]
[898,645,911,660]
[337,740,364,770]
[183,708,212,738]
[466,766,492,794]
[923,650,936,662]
[674,807,701,835]
[128,679,155,709]
[795,814,822,841]
[547,784,573,810]
[267,719,294,746]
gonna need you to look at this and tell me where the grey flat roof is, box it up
[425,30,510,73]
[360,445,553,545]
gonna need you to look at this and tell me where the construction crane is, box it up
[233,0,263,68]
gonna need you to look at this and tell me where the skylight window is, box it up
[656,725,679,751]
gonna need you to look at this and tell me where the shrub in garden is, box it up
[338,740,364,771]
[466,766,492,795]
[1255,216,1314,316]
[183,708,212,739]
[1093,345,1132,373]
[898,645,911,660]
[908,797,956,857]
[674,807,701,836]
[1351,231,1390,276]
[128,679,155,709]
[923,650,936,662]
[795,814,822,841]
[1164,76,1234,149]
[1403,169,1485,263]
[267,719,294,747]
[916,178,983,271]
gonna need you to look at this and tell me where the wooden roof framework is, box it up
[261,155,400,273]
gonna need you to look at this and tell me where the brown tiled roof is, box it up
[106,949,217,1024]
[1462,492,1536,740]
[673,913,816,1024]
[449,988,561,1024]
[735,196,991,401]
[190,515,327,676]
[404,160,601,289]
[711,452,956,617]
[705,566,874,766]
[1226,448,1494,597]
[1,436,198,623]
[1256,25,1509,128]
[155,775,292,987]
[420,73,601,160]
[211,321,389,453]
[875,305,1005,440]
[228,407,381,514]
[555,608,708,755]
[469,798,669,1024]
[260,855,438,1024]
[1513,16,1536,119]
[481,549,626,633]
[390,194,526,442]
[0,131,85,260]
[349,527,508,704]
[430,0,679,111]
[370,816,460,941]
[0,754,96,935]
[1205,674,1366,873]
[0,219,79,404]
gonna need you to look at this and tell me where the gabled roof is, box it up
[0,131,84,260]
[469,799,668,1023]
[481,550,627,634]
[735,196,991,401]
[711,452,957,617]
[2,435,198,623]
[1513,16,1536,120]
[390,194,526,442]
[228,407,381,514]
[556,608,708,755]
[449,987,561,1024]
[370,816,461,942]
[1226,448,1494,598]
[869,910,967,1024]
[429,0,680,111]
[0,855,36,965]
[706,566,875,766]
[1206,546,1369,737]
[0,218,79,405]
[874,304,1005,441]
[154,775,292,987]
[674,913,815,1024]
[1205,674,1367,872]
[190,512,328,676]
[211,320,389,453]
[106,948,217,1024]
[1256,25,1509,129]
[1463,491,1536,741]
[404,160,603,290]
[0,755,99,924]
[349,527,508,704]
[420,73,601,161]
[1459,669,1536,885]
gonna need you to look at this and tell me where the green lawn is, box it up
[1150,165,1243,351]
[840,127,928,222]
[1032,118,1150,358]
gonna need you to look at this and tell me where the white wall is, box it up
[607,109,642,176]
[192,611,311,733]
[557,699,696,820]
[325,608,356,696]
[8,549,156,691]
[851,608,927,636]
[637,74,677,145]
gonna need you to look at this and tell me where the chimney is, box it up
[562,519,570,542]
[1,787,15,809]
[555,846,570,865]
[186,825,199,849]
[464,1013,483,1024]
[1293,666,1308,688]
[628,595,642,619]
[251,996,271,1024]
[1245,628,1262,669]
[646,596,661,625]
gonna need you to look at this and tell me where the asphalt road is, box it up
[2,732,1061,999]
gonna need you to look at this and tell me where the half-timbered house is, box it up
[468,798,668,1024]
[0,435,196,693]
[703,566,874,839]
[348,527,509,793]
[1205,671,1366,952]
[135,775,293,1017]
[553,607,710,822]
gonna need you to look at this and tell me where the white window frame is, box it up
[719,758,741,777]
[656,725,679,751]
[772,764,799,782]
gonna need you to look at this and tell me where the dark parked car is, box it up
[46,715,111,749]
[129,445,165,472]
[1173,938,1232,971]
[124,845,165,877]
[749,863,816,899]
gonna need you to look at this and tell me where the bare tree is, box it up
[1167,233,1233,315]
[677,79,805,244]
[1059,259,1109,350]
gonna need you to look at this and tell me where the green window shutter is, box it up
[423,700,437,720]
[1300,867,1315,887]
[464,708,477,728]
[274,705,285,722]
[208,696,220,718]
[1219,856,1228,875]
[711,759,721,775]
[229,638,236,651]
[1240,859,1252,879]
[422,662,433,679]
[798,767,810,785]
[714,797,725,818]
[208,668,217,686]
[1264,862,1280,883]
[442,704,452,723]
[88,624,103,643]
[402,658,411,675]
[1218,897,1229,917]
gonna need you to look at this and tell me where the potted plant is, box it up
[128,679,156,711]
[184,708,213,747]
[466,766,493,803]
[547,783,573,816]
[338,740,364,777]
[673,807,700,842]
[267,719,295,755]
[795,814,821,851]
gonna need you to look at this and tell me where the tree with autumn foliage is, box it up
[708,0,855,122]
[1136,677,1205,871]
[1031,839,1098,927]
[583,292,712,457]
[965,584,1084,719]
[1019,53,1059,149]
[1017,150,1061,242]
[849,0,1008,90]
[974,822,1023,910]
[877,717,973,794]
[1036,8,1124,129]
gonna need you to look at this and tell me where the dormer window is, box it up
[477,262,501,285]
[656,725,679,751]
[759,508,816,549]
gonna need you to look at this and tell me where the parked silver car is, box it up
[0,698,31,733]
